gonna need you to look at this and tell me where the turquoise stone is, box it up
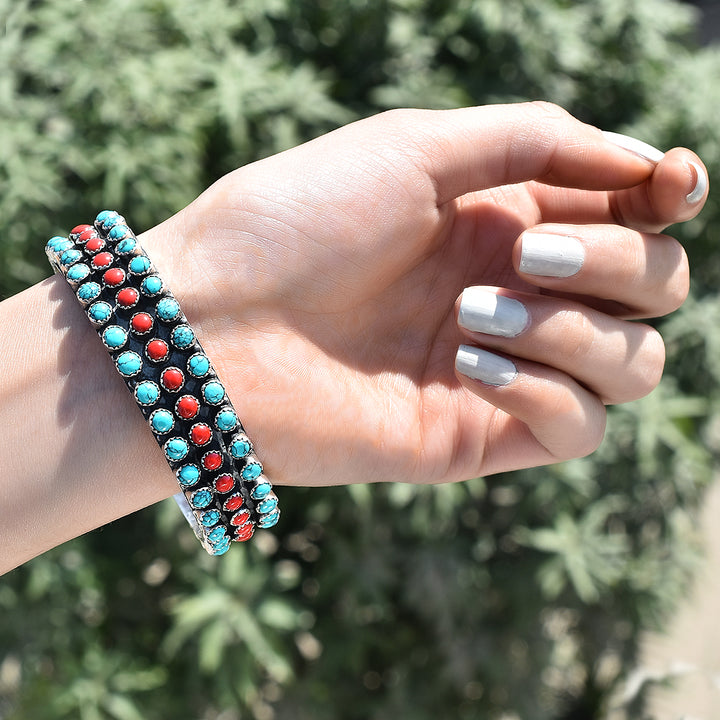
[95,210,113,224]
[251,482,272,500]
[241,462,262,482]
[102,325,127,349]
[88,301,112,324]
[116,351,142,377]
[157,297,181,321]
[60,249,82,266]
[230,436,251,459]
[208,526,227,543]
[217,410,239,433]
[134,380,160,406]
[208,537,231,555]
[203,381,225,405]
[77,282,101,303]
[187,353,210,378]
[150,409,175,434]
[164,437,189,461]
[109,224,129,240]
[67,263,91,282]
[101,212,123,230]
[171,325,194,349]
[190,488,212,509]
[258,509,280,529]
[47,236,70,251]
[141,275,163,296]
[177,464,201,487]
[257,497,278,515]
[116,237,137,254]
[200,509,221,527]
[129,256,151,275]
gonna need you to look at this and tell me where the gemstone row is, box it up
[46,212,280,554]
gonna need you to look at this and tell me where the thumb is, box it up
[402,101,658,205]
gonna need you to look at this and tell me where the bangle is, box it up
[45,211,280,555]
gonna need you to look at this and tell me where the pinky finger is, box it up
[454,345,607,474]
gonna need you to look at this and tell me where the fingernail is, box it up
[458,288,529,337]
[686,161,708,204]
[519,232,585,278]
[602,130,665,164]
[455,345,517,386]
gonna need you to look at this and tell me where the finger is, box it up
[512,223,689,318]
[394,102,659,204]
[529,147,708,232]
[453,345,607,473]
[455,288,666,405]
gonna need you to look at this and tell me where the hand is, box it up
[143,102,706,486]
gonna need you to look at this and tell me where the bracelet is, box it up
[46,211,280,555]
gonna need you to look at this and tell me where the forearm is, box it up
[0,274,177,574]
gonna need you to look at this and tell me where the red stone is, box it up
[223,494,244,512]
[215,474,234,493]
[131,312,153,334]
[71,224,93,238]
[85,236,105,253]
[230,510,251,526]
[103,268,125,286]
[176,395,199,420]
[202,452,223,471]
[146,339,169,361]
[235,523,255,542]
[117,287,139,307]
[92,252,113,268]
[190,423,212,446]
[161,367,184,391]
[78,227,97,243]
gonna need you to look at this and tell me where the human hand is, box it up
[143,102,706,487]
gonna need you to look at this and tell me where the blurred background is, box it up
[1,1,720,718]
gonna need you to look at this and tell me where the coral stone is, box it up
[223,494,244,512]
[202,452,223,471]
[160,367,184,391]
[103,268,125,286]
[71,224,93,238]
[190,423,212,446]
[85,236,105,253]
[147,339,169,361]
[92,252,113,268]
[176,395,199,420]
[235,524,255,542]
[230,510,251,526]
[131,312,153,334]
[215,474,234,494]
[117,287,139,307]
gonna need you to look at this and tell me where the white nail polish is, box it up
[455,345,517,386]
[519,233,585,278]
[602,130,665,164]
[687,161,708,204]
[458,288,529,337]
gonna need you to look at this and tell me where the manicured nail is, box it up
[686,161,708,204]
[602,130,665,164]
[458,288,529,338]
[455,345,517,386]
[519,232,585,278]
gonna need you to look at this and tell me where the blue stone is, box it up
[257,496,278,515]
[177,464,201,487]
[134,380,160,406]
[171,325,195,349]
[47,236,70,251]
[109,224,129,240]
[116,237,136,254]
[165,437,189,462]
[88,301,112,324]
[217,410,239,434]
[190,488,212,509]
[208,537,231,555]
[251,482,272,500]
[208,526,227,543]
[129,256,151,275]
[258,509,280,529]
[102,325,127,349]
[95,210,114,225]
[187,353,210,378]
[150,409,175,434]
[200,509,221,527]
[241,462,262,482]
[60,249,82,266]
[157,297,181,321]
[116,351,142,377]
[230,436,251,459]
[77,282,101,303]
[67,263,91,282]
[203,381,225,405]
[141,275,163,295]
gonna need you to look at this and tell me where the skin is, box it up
[0,102,706,573]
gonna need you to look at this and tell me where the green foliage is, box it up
[1,0,719,719]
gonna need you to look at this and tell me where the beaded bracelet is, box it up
[46,211,280,555]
